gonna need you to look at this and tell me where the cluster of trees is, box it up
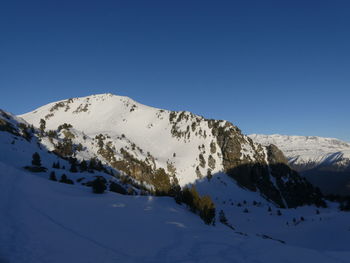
[175,186,216,225]
[49,171,74,184]
[52,157,109,175]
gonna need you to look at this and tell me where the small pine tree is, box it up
[60,174,68,183]
[199,195,216,225]
[60,174,74,184]
[70,162,78,173]
[96,160,104,171]
[80,160,88,172]
[39,119,46,134]
[88,158,96,171]
[92,177,106,194]
[219,210,228,224]
[32,152,41,167]
[268,206,272,212]
[243,208,249,213]
[277,210,282,216]
[49,171,57,181]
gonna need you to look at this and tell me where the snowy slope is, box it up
[1,162,350,263]
[20,94,226,185]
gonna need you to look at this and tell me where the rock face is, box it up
[249,134,350,195]
[211,122,324,207]
[18,94,324,207]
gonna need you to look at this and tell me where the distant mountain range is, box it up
[249,134,350,195]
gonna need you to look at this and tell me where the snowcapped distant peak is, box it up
[249,134,350,171]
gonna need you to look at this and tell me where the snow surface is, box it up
[1,163,350,263]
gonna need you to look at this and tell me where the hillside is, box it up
[2,162,350,263]
[19,93,323,208]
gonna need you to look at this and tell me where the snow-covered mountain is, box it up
[19,93,323,208]
[249,134,350,195]
[1,101,350,262]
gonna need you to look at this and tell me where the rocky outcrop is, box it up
[209,121,325,208]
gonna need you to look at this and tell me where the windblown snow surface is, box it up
[1,163,350,263]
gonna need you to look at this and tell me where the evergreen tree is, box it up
[60,174,68,183]
[88,158,96,171]
[49,171,57,181]
[60,174,74,184]
[92,177,106,194]
[70,162,78,173]
[80,160,88,172]
[39,119,46,134]
[199,195,216,225]
[219,209,228,224]
[32,152,41,167]
[96,160,104,171]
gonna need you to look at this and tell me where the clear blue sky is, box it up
[1,0,349,141]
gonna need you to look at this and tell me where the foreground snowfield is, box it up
[1,163,350,263]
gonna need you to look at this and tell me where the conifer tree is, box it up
[39,119,46,134]
[219,210,228,224]
[32,152,41,167]
[80,160,88,172]
[92,177,106,193]
[49,171,57,181]
[70,162,78,173]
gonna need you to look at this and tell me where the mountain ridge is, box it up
[16,93,324,207]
